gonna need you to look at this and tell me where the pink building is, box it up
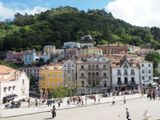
[5,51,24,63]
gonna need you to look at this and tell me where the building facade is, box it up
[19,67,40,79]
[139,61,153,85]
[76,57,111,95]
[5,51,24,63]
[98,45,128,54]
[0,65,29,103]
[23,49,39,65]
[63,42,80,49]
[77,48,103,57]
[43,45,56,55]
[62,60,76,89]
[39,65,64,96]
[111,59,140,90]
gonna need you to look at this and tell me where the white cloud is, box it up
[106,0,160,27]
[0,2,48,21]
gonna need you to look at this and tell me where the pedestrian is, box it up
[51,105,56,119]
[67,99,70,106]
[47,99,51,107]
[35,99,38,107]
[27,98,30,107]
[124,96,126,104]
[126,108,131,120]
[85,96,87,105]
[112,97,115,105]
[58,100,61,107]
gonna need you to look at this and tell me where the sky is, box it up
[0,0,159,27]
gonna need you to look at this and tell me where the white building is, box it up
[0,65,29,103]
[63,42,80,49]
[139,61,153,85]
[111,59,140,90]
[62,60,76,88]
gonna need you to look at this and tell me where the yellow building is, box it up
[39,64,64,95]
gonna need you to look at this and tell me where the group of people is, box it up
[146,86,160,100]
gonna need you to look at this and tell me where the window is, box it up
[124,77,128,84]
[149,76,151,80]
[64,64,66,68]
[142,76,145,80]
[96,72,99,76]
[149,70,151,73]
[68,63,71,67]
[142,64,144,67]
[142,70,144,74]
[3,87,7,92]
[117,77,122,85]
[103,73,107,77]
[131,69,135,75]
[81,65,84,69]
[13,86,16,90]
[8,86,11,91]
[81,81,84,87]
[88,65,91,69]
[22,79,25,85]
[81,73,84,77]
[103,65,106,69]
[148,64,151,67]
[131,77,135,84]
[96,65,99,69]
[103,81,107,87]
[124,69,128,75]
[117,69,121,75]
[72,64,74,68]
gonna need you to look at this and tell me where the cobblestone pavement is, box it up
[1,97,160,120]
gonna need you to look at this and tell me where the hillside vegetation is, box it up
[0,6,160,51]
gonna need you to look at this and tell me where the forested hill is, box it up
[0,6,160,51]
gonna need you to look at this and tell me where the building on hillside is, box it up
[139,61,153,85]
[43,45,56,55]
[64,48,77,59]
[77,47,103,57]
[76,57,111,95]
[136,49,154,56]
[98,45,128,54]
[39,53,51,63]
[23,49,39,65]
[63,42,80,49]
[51,49,65,61]
[111,59,140,91]
[62,60,76,89]
[0,65,29,103]
[39,64,64,97]
[5,51,24,63]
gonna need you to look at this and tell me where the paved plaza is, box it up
[0,95,160,120]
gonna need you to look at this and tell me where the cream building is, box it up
[76,57,111,95]
[62,60,76,89]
